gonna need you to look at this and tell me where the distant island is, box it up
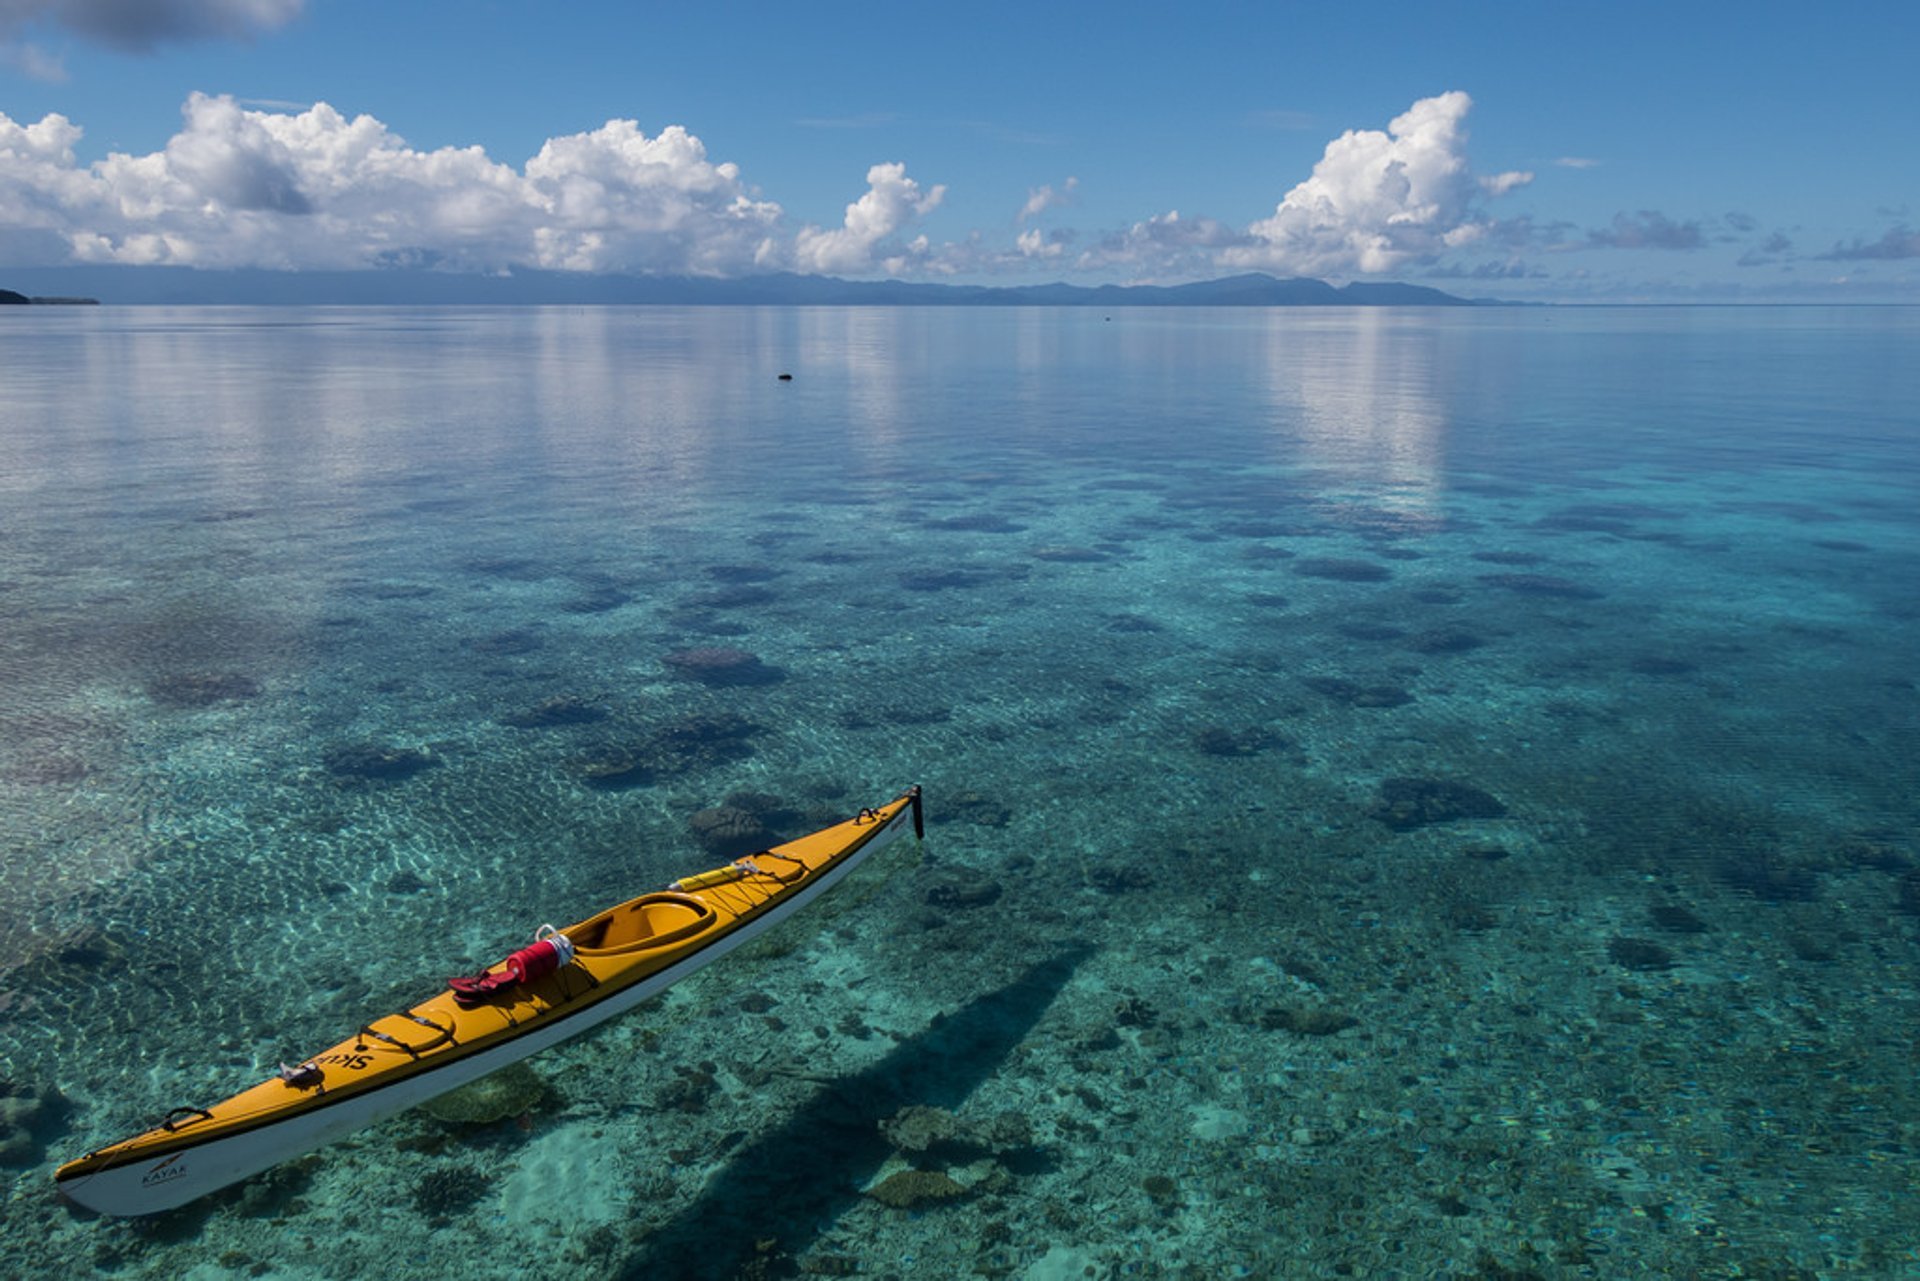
[0,288,99,305]
[0,268,1512,308]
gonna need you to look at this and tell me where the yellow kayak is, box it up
[56,787,923,1216]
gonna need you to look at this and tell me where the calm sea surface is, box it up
[1,305,1916,1278]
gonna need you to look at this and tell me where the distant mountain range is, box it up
[0,268,1508,307]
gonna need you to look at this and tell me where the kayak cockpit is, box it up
[565,892,716,953]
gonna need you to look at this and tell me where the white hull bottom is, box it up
[58,811,908,1216]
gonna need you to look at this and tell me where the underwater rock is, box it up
[867,1169,966,1209]
[1142,1174,1179,1202]
[1293,557,1392,582]
[1649,903,1711,934]
[499,695,607,728]
[1336,622,1405,641]
[707,564,782,583]
[1716,852,1818,902]
[1629,656,1697,675]
[839,701,952,730]
[1301,676,1414,708]
[1607,936,1675,971]
[469,628,544,656]
[689,805,770,858]
[1194,726,1282,757]
[1088,864,1154,894]
[934,791,1012,827]
[687,585,779,610]
[145,672,261,708]
[1030,545,1108,563]
[1896,869,1920,915]
[386,870,428,895]
[323,744,436,782]
[577,751,656,790]
[422,1063,546,1125]
[1256,1006,1357,1036]
[411,1165,491,1218]
[925,879,1002,910]
[658,1063,719,1113]
[1477,573,1605,600]
[562,584,632,614]
[1370,777,1507,830]
[0,1081,68,1166]
[923,513,1028,533]
[880,1105,961,1154]
[662,646,783,687]
[1406,627,1487,654]
[1838,837,1910,872]
[899,567,995,591]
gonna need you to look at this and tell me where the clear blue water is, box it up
[1,305,1917,1278]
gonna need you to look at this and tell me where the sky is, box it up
[2,0,1917,301]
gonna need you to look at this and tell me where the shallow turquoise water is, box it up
[1,305,1917,1278]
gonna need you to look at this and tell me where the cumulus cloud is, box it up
[1018,176,1077,222]
[794,161,945,275]
[1224,91,1531,276]
[1586,210,1704,250]
[1817,226,1920,261]
[0,94,788,273]
[0,0,302,52]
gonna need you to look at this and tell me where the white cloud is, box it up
[0,0,302,51]
[1,94,788,273]
[1554,156,1601,169]
[794,161,945,275]
[1224,90,1531,276]
[1018,176,1077,222]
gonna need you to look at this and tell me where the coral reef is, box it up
[662,647,783,687]
[499,696,607,728]
[323,744,437,781]
[1293,557,1392,582]
[412,1166,492,1219]
[1370,777,1507,829]
[145,672,262,708]
[422,1063,546,1125]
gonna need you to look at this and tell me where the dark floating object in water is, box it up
[1293,557,1392,583]
[1370,777,1506,830]
[1477,572,1605,600]
[777,373,793,381]
[1606,936,1676,972]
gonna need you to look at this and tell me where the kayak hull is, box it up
[56,789,919,1216]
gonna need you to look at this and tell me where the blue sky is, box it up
[2,0,1916,300]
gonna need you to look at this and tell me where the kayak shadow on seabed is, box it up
[617,944,1095,1281]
